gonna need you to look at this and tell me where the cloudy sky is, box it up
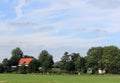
[0,0,120,62]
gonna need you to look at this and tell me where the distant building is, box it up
[98,68,106,74]
[98,68,102,74]
[18,58,33,67]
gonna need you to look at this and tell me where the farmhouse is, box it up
[18,58,33,67]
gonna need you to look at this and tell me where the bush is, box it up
[19,64,27,74]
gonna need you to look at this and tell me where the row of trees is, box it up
[56,52,86,73]
[86,46,120,74]
[0,48,54,74]
[0,45,120,74]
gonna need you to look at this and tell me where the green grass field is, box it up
[0,74,120,83]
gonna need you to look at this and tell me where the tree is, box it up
[60,52,86,73]
[61,52,70,63]
[0,64,4,73]
[38,50,49,64]
[101,46,120,73]
[38,50,54,72]
[71,53,80,62]
[28,59,39,73]
[9,47,23,66]
[71,53,86,73]
[76,57,86,73]
[71,53,80,71]
[2,58,10,72]
[86,47,103,73]
[60,52,71,70]
[86,46,120,74]
[64,61,75,72]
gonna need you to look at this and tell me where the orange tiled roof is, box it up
[19,58,33,65]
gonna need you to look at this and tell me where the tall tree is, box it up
[60,52,71,70]
[77,57,86,73]
[71,53,80,71]
[9,47,23,66]
[86,47,103,73]
[38,50,54,72]
[101,46,120,73]
[71,53,86,73]
[61,52,70,63]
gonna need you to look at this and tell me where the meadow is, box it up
[0,74,120,83]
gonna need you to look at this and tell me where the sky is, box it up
[0,0,120,62]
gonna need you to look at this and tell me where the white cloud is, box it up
[1,0,120,34]
[15,0,26,19]
[0,22,16,31]
[0,31,108,62]
[87,0,120,8]
[0,0,120,62]
[104,25,120,33]
[14,0,86,22]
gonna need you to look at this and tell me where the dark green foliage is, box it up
[9,47,23,66]
[71,53,80,62]
[23,55,34,58]
[38,50,54,73]
[101,46,120,73]
[61,52,70,63]
[78,57,86,73]
[2,58,9,66]
[71,53,81,71]
[60,52,86,73]
[86,47,103,73]
[19,64,27,74]
[1,46,120,74]
[86,46,120,74]
[60,52,70,70]
[38,50,49,64]
[64,61,75,72]
[0,64,4,73]
[2,58,10,72]
[28,59,39,73]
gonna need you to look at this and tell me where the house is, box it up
[18,58,33,67]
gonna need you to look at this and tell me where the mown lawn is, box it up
[0,74,120,83]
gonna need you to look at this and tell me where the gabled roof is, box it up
[18,58,33,66]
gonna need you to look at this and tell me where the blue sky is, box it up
[0,0,120,62]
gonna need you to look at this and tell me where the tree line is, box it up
[0,45,120,74]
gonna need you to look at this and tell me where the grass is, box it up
[0,74,120,83]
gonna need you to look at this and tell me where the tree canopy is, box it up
[9,47,23,66]
[1,45,120,74]
[38,50,54,72]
